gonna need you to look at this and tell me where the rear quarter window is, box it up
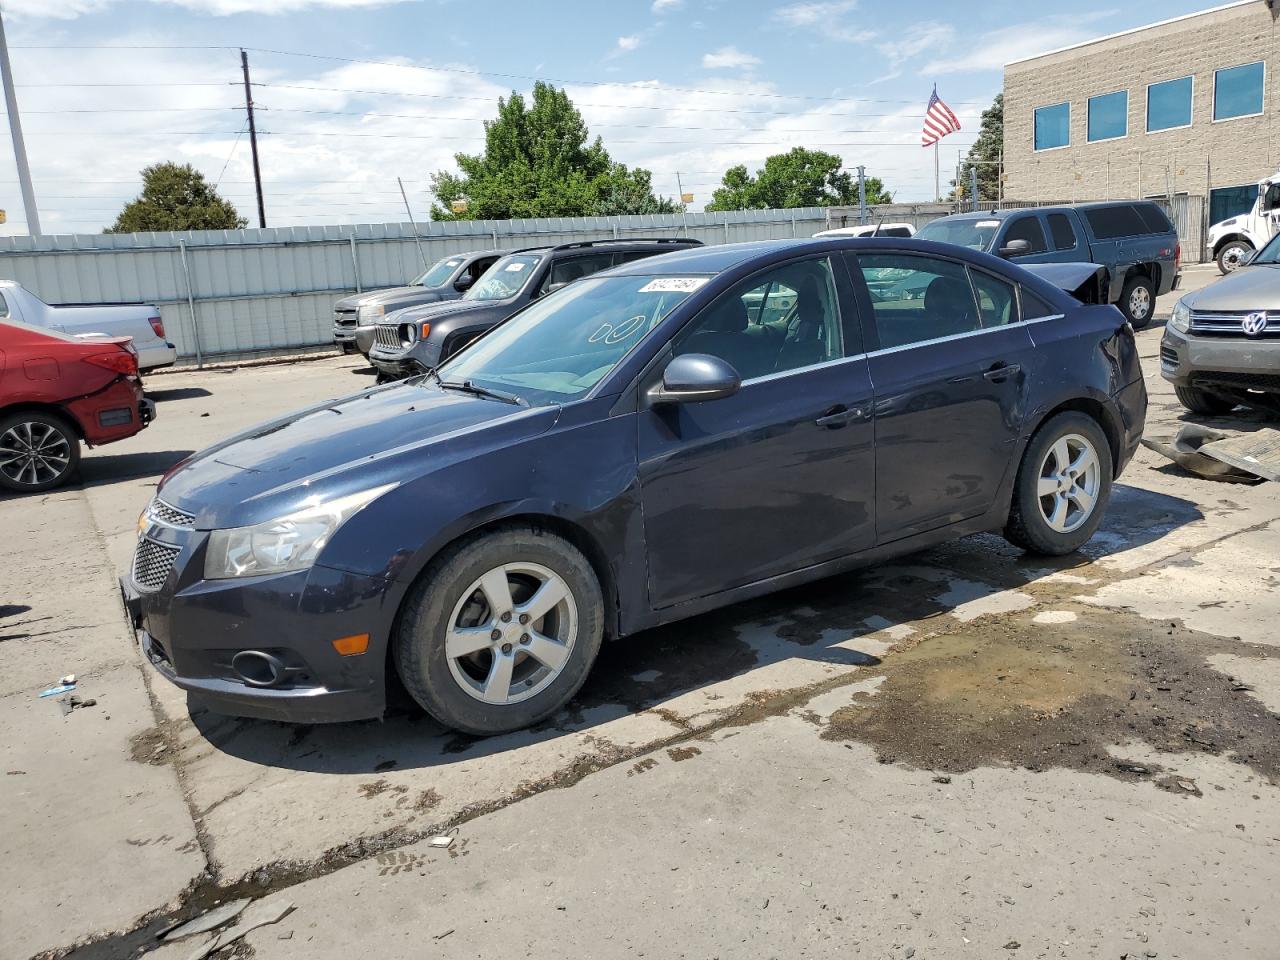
[1084,204,1152,240]
[1020,287,1059,319]
[1133,202,1173,233]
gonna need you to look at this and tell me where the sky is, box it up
[0,0,1225,236]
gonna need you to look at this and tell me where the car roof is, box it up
[502,238,703,257]
[607,238,816,275]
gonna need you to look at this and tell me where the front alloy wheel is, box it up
[1036,434,1101,534]
[0,413,80,492]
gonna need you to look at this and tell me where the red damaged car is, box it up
[0,319,155,492]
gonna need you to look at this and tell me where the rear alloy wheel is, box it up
[394,526,603,735]
[1119,275,1155,329]
[1216,241,1252,275]
[1004,412,1112,555]
[0,412,80,493]
[1174,385,1236,415]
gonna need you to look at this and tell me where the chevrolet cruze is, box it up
[123,238,1146,735]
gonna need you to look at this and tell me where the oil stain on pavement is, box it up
[821,604,1280,791]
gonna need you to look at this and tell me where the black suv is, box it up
[369,238,701,379]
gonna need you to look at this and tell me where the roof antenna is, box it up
[871,218,885,237]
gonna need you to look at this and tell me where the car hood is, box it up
[1184,265,1280,312]
[388,297,512,324]
[334,286,447,311]
[157,383,558,528]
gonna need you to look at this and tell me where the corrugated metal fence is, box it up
[0,208,828,364]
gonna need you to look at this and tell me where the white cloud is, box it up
[616,35,642,52]
[701,46,761,70]
[651,0,682,12]
[774,1,857,28]
[924,12,1116,74]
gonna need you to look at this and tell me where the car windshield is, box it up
[1252,231,1280,265]
[412,257,465,288]
[435,274,708,406]
[464,253,543,301]
[916,218,1001,251]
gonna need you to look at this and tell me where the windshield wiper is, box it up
[435,376,527,406]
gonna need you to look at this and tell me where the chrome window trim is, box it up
[738,351,870,388]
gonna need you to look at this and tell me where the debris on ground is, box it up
[38,683,75,698]
[58,695,97,717]
[161,899,251,941]
[184,899,294,960]
[428,835,454,849]
[1142,425,1280,483]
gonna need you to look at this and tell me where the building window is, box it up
[1034,102,1070,150]
[1146,76,1192,132]
[1209,184,1259,225]
[1214,61,1265,121]
[1087,90,1128,142]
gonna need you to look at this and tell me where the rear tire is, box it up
[1174,385,1235,415]
[1216,240,1252,275]
[0,411,81,493]
[394,526,604,736]
[1004,411,1112,556]
[1119,275,1155,329]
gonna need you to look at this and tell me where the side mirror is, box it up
[453,274,475,292]
[650,354,741,405]
[998,238,1032,259]
[544,281,569,296]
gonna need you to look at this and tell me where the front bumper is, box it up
[1159,326,1280,392]
[121,550,399,724]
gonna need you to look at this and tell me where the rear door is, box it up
[846,250,1036,542]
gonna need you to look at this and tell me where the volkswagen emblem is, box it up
[1242,312,1269,337]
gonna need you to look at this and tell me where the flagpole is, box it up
[934,141,940,201]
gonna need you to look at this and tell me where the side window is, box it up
[857,254,980,349]
[1003,216,1048,254]
[1134,202,1173,233]
[1020,287,1058,320]
[1047,213,1077,251]
[539,253,615,295]
[0,295,8,319]
[614,249,657,264]
[470,258,495,280]
[1085,204,1148,240]
[673,257,843,381]
[969,271,1018,327]
[882,226,913,238]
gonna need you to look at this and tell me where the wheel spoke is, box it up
[477,567,513,617]
[1048,494,1069,531]
[517,577,568,624]
[446,624,493,660]
[1036,475,1059,498]
[480,653,515,704]
[1067,445,1096,476]
[523,630,569,672]
[1069,487,1094,517]
[1050,438,1071,473]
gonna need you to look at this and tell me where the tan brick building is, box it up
[1003,0,1279,227]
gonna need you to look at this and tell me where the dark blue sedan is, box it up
[123,238,1147,734]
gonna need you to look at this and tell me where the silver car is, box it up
[1162,233,1280,416]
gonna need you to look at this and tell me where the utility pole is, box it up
[970,167,979,212]
[855,166,867,225]
[397,177,429,270]
[240,49,266,228]
[676,171,689,237]
[0,7,40,236]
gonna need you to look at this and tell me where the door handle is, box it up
[983,362,1021,382]
[815,404,866,428]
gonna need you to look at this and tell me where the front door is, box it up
[637,255,876,610]
[847,251,1034,542]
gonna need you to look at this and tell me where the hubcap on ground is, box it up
[1129,286,1151,320]
[445,562,578,705]
[0,421,71,488]
[1036,433,1101,534]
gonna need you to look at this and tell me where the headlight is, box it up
[357,303,385,321]
[1169,299,1191,333]
[204,484,396,580]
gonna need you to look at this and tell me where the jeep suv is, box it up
[368,238,701,380]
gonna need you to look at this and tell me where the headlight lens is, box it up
[1169,299,1191,333]
[204,484,395,580]
[357,303,385,321]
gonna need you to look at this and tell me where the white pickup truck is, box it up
[1207,169,1280,274]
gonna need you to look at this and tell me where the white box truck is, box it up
[1207,170,1280,274]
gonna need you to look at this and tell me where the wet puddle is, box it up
[822,605,1280,790]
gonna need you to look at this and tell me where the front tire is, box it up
[394,526,604,735]
[1119,275,1155,329]
[1004,412,1112,556]
[0,411,80,493]
[1175,385,1236,415]
[1216,240,1252,275]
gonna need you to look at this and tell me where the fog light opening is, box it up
[231,650,287,688]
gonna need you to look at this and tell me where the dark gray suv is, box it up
[369,238,701,380]
[333,249,509,357]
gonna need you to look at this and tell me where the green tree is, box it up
[107,162,245,233]
[953,93,1002,204]
[706,148,892,211]
[430,82,676,219]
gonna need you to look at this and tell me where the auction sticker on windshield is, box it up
[977,220,1001,229]
[504,262,528,272]
[638,277,710,293]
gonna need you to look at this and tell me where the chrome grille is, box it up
[1189,310,1280,338]
[149,499,194,527]
[334,309,358,329]
[375,325,404,349]
[132,538,180,592]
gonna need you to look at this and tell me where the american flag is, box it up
[921,86,961,147]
